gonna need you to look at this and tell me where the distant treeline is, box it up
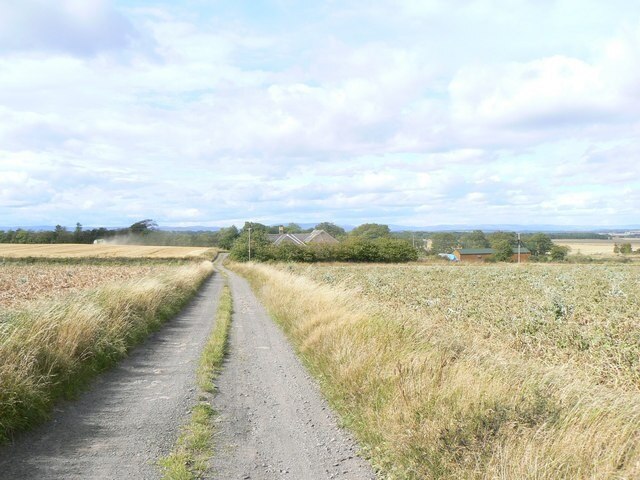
[0,220,237,248]
[546,232,611,240]
[0,218,613,261]
[391,231,611,241]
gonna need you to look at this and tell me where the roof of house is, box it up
[267,229,338,246]
[455,247,531,255]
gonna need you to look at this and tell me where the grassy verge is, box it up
[0,261,214,442]
[159,282,233,479]
[230,262,640,479]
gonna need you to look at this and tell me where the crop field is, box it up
[233,261,640,479]
[0,244,218,259]
[553,238,640,255]
[0,264,171,309]
[0,260,214,441]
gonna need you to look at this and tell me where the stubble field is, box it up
[0,259,214,441]
[0,244,218,259]
[553,238,640,256]
[233,261,640,479]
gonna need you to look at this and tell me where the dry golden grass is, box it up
[0,243,218,259]
[231,261,640,479]
[553,238,640,256]
[0,264,170,309]
[0,261,214,441]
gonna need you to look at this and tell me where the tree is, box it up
[350,223,391,240]
[217,226,239,250]
[242,221,269,234]
[430,233,458,254]
[488,231,517,249]
[460,230,489,249]
[619,243,633,254]
[550,244,570,261]
[526,233,553,257]
[54,225,70,243]
[374,238,419,262]
[284,223,304,233]
[74,223,83,243]
[493,240,514,262]
[229,229,270,261]
[314,222,346,238]
[129,219,158,235]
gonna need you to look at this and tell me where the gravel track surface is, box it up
[211,263,376,480]
[0,273,224,480]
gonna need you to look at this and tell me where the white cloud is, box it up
[0,2,639,227]
[0,0,137,56]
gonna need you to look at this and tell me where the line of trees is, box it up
[428,230,570,261]
[229,222,417,263]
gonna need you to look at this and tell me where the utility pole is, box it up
[248,226,252,261]
[517,232,521,264]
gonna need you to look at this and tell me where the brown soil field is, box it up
[553,238,640,255]
[0,244,217,259]
[0,264,172,309]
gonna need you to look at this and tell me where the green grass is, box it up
[159,282,233,479]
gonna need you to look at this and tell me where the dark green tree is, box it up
[488,231,517,249]
[526,233,553,257]
[460,230,489,248]
[493,240,515,262]
[374,238,419,262]
[54,225,70,243]
[74,222,83,242]
[550,244,570,261]
[242,221,269,234]
[229,229,270,261]
[314,222,346,238]
[284,223,304,233]
[217,226,239,250]
[619,243,633,254]
[129,219,158,235]
[430,233,458,254]
[350,223,391,240]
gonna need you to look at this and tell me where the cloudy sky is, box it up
[1,0,639,228]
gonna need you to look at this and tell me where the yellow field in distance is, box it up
[553,238,640,255]
[0,243,218,259]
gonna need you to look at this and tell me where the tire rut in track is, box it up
[210,263,376,479]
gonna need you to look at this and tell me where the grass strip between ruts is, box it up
[158,278,233,480]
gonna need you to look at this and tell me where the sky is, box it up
[1,0,639,229]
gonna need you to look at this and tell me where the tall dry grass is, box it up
[231,262,640,479]
[0,261,213,441]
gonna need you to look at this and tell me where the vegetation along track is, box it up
[209,259,375,479]
[0,269,224,479]
[232,262,640,479]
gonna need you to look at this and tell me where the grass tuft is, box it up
[159,281,233,479]
[230,261,640,480]
[0,261,214,442]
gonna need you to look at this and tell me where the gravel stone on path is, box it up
[210,262,376,480]
[0,273,224,480]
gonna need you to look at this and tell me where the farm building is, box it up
[267,228,339,246]
[453,247,531,262]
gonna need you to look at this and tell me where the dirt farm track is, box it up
[0,244,217,259]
